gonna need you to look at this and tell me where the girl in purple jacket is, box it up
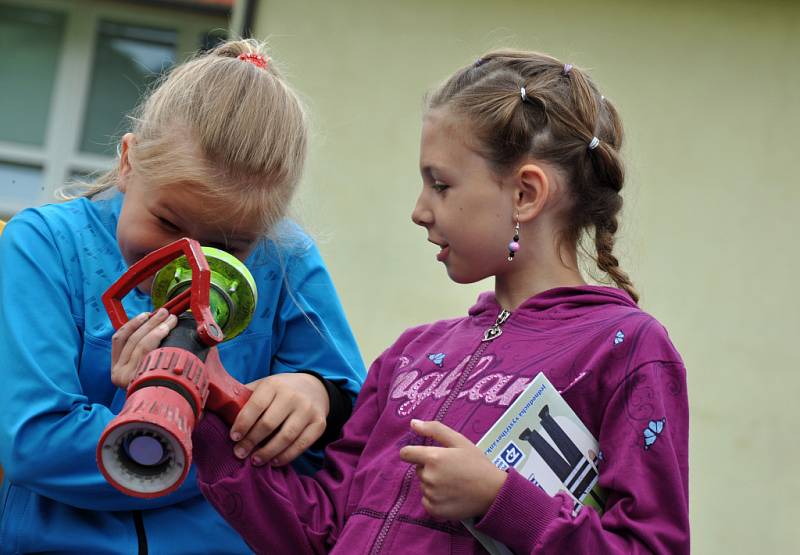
[193,50,690,554]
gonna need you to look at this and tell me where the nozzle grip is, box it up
[204,348,252,424]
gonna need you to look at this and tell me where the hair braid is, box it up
[594,214,639,302]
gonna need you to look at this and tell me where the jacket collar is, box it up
[468,285,637,322]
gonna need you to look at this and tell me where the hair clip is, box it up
[237,52,269,70]
[520,86,528,102]
[562,63,573,75]
[474,57,486,67]
[588,136,600,150]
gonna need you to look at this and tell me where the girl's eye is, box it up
[207,242,231,252]
[432,181,449,193]
[157,217,180,232]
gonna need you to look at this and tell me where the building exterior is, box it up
[1,0,798,552]
[245,2,798,554]
[0,0,230,217]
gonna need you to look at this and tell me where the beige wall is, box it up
[249,0,799,552]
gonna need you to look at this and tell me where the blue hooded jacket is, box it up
[0,192,366,554]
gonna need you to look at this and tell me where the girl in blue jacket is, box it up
[0,39,365,554]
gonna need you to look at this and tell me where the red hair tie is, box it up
[237,52,269,70]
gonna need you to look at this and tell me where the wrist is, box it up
[297,370,331,415]
[480,466,508,516]
[295,370,331,415]
[295,370,353,449]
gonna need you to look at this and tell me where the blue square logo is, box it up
[499,442,525,467]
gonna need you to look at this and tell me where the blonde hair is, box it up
[74,38,307,236]
[428,50,639,303]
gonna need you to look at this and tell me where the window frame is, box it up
[0,0,229,217]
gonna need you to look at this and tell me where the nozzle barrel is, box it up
[96,322,251,498]
[98,386,195,498]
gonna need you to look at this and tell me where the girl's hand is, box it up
[111,308,178,388]
[230,372,329,466]
[399,419,507,521]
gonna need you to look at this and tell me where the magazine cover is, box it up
[464,372,606,554]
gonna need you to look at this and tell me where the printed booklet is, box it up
[463,372,606,555]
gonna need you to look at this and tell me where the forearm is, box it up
[194,340,387,553]
[297,369,353,448]
[194,413,339,553]
[475,470,684,554]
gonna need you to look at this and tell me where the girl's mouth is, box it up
[436,245,450,262]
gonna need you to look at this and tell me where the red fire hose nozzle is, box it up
[96,238,254,498]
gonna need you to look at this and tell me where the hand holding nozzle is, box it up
[97,238,257,498]
[110,308,179,391]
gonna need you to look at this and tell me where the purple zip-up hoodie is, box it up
[194,286,689,554]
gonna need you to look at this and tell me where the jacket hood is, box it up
[468,285,638,322]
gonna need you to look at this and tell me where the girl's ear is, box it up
[117,133,136,193]
[513,163,551,223]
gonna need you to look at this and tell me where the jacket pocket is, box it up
[79,334,117,406]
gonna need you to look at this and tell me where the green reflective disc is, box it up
[151,247,257,341]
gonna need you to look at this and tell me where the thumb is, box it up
[410,419,471,448]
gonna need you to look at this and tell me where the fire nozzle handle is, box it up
[204,348,253,424]
[102,238,223,346]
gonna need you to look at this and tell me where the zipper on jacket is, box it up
[133,511,148,555]
[369,309,512,554]
[482,309,510,342]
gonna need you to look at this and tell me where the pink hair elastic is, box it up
[237,52,269,70]
[562,63,573,75]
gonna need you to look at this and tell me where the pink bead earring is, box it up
[507,217,520,261]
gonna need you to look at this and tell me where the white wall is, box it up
[250,1,800,552]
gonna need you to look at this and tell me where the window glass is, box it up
[0,162,43,211]
[80,21,177,156]
[0,5,66,146]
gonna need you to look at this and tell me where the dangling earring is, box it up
[507,217,520,261]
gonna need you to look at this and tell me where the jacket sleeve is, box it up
[0,212,198,510]
[194,349,385,554]
[474,360,690,554]
[270,239,366,406]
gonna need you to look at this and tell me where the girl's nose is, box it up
[411,194,433,228]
